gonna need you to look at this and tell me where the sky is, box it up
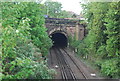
[42,0,83,15]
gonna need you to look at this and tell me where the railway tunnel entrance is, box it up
[50,33,68,48]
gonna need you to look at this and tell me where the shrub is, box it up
[101,59,120,78]
[1,2,55,79]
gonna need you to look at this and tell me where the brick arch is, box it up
[45,18,86,40]
[48,29,68,38]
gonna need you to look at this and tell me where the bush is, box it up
[101,59,120,78]
[1,2,55,79]
[68,36,80,50]
[77,41,88,57]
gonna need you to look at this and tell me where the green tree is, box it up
[77,2,120,78]
[59,10,73,18]
[44,1,62,18]
[104,2,120,58]
[2,2,55,79]
[44,1,76,18]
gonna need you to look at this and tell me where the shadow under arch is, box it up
[49,31,68,48]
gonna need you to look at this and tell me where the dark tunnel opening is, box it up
[50,33,68,48]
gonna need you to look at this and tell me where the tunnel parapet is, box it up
[45,18,78,26]
[45,18,86,40]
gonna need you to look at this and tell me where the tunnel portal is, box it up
[51,33,68,48]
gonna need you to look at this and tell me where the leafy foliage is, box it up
[68,36,80,50]
[82,2,120,78]
[1,2,55,79]
[44,1,62,18]
[44,1,75,18]
[69,2,120,78]
[101,59,120,78]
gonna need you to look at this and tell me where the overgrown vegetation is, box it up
[1,1,120,79]
[69,2,120,78]
[1,2,56,79]
[44,0,77,18]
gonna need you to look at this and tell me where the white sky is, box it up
[42,0,83,15]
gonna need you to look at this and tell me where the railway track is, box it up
[54,47,76,80]
[49,47,87,79]
[60,48,87,79]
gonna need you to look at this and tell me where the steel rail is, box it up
[57,48,77,80]
[53,48,68,80]
[61,48,87,79]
